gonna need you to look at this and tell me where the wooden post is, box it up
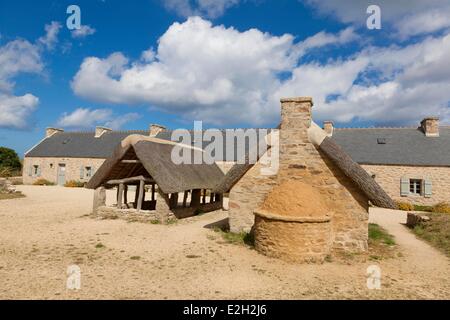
[134,183,140,208]
[151,183,155,201]
[136,180,145,212]
[191,189,201,208]
[183,191,189,207]
[117,183,124,209]
[202,189,206,204]
[209,193,215,203]
[169,193,179,209]
[123,185,128,207]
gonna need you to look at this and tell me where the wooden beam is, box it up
[124,185,128,207]
[107,175,153,185]
[191,189,201,207]
[136,179,145,212]
[121,160,141,164]
[151,184,155,201]
[202,189,206,204]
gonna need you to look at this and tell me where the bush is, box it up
[33,178,55,186]
[432,202,450,214]
[64,180,85,188]
[0,147,22,176]
[396,201,414,211]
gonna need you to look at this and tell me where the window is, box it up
[33,165,39,175]
[409,179,422,195]
[85,166,92,178]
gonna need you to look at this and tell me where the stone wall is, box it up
[362,164,450,205]
[94,206,174,224]
[23,157,105,185]
[229,97,369,254]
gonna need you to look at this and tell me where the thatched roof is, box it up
[86,135,225,194]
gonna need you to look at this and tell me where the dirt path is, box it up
[0,186,449,299]
[370,207,450,289]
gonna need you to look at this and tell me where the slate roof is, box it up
[25,129,271,162]
[331,127,450,167]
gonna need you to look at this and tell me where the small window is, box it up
[49,163,53,169]
[33,165,39,175]
[85,166,92,178]
[409,179,422,195]
[377,138,386,144]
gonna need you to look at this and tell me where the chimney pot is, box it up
[149,124,167,137]
[323,121,334,136]
[95,126,112,138]
[420,117,439,137]
[45,127,64,138]
[280,97,314,131]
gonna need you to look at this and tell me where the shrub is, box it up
[33,178,55,186]
[432,202,450,214]
[396,201,414,211]
[0,147,22,176]
[64,180,85,188]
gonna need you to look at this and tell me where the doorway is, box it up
[57,164,66,186]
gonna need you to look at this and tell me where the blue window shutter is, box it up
[424,179,432,198]
[80,166,84,179]
[400,177,409,196]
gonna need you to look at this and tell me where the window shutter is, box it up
[400,177,409,196]
[28,165,32,177]
[80,166,84,179]
[424,179,432,198]
[37,166,41,177]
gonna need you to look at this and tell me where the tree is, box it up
[0,147,22,174]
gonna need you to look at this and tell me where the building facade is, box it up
[327,118,450,206]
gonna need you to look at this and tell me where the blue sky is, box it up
[1,0,450,156]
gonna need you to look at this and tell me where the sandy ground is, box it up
[0,185,449,300]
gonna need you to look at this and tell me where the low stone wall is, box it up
[172,201,223,219]
[253,210,332,263]
[94,206,174,224]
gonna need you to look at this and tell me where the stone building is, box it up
[213,97,396,261]
[326,117,450,205]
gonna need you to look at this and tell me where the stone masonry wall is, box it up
[23,157,105,185]
[362,164,450,205]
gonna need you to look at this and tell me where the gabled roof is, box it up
[86,135,225,194]
[332,127,450,167]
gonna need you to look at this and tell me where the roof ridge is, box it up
[334,126,419,130]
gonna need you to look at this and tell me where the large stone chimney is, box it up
[149,124,167,137]
[279,97,314,176]
[421,117,439,137]
[323,121,334,136]
[95,126,112,138]
[45,127,64,138]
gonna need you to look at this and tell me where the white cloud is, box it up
[163,0,240,18]
[71,25,96,39]
[72,17,301,125]
[38,21,62,50]
[72,17,450,127]
[0,93,39,129]
[57,107,140,129]
[303,0,450,38]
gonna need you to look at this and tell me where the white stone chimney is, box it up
[95,126,112,138]
[45,127,64,138]
[149,124,166,137]
[420,117,439,137]
[323,121,334,136]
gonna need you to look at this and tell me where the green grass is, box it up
[95,243,105,249]
[369,223,396,245]
[213,227,254,246]
[413,205,433,212]
[130,256,141,260]
[412,212,450,258]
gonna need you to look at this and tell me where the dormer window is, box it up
[377,138,386,144]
